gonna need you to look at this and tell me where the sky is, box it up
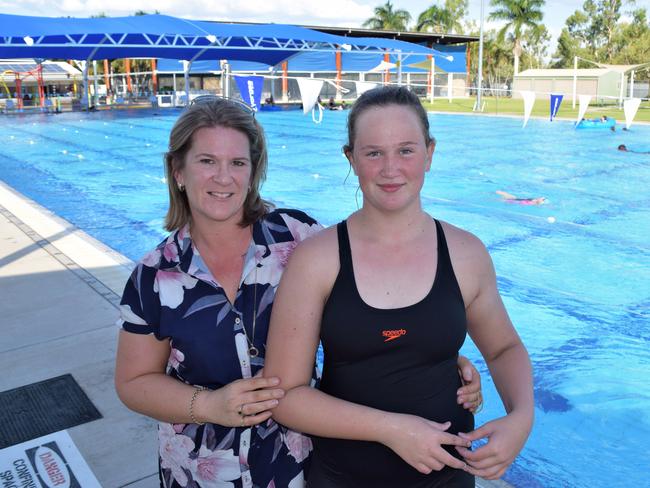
[0,0,648,54]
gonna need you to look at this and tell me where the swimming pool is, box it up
[1,108,648,487]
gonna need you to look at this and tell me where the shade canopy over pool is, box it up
[0,13,440,64]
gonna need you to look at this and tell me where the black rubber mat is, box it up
[0,374,102,448]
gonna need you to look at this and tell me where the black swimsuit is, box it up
[309,219,474,488]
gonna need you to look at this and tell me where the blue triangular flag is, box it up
[550,94,563,121]
[234,75,264,111]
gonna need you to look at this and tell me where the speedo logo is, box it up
[382,329,407,342]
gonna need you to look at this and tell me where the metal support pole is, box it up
[225,62,231,99]
[618,71,624,107]
[82,62,89,110]
[572,56,578,108]
[183,60,191,105]
[397,52,403,86]
[429,56,435,104]
[475,0,485,112]
[172,73,177,105]
[92,60,98,107]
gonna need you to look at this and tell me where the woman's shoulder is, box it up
[135,228,187,271]
[265,208,319,226]
[262,208,324,243]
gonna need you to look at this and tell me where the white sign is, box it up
[0,431,101,488]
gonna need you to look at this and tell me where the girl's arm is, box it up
[451,234,534,480]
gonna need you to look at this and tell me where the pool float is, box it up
[575,118,616,129]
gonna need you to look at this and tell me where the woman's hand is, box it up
[197,369,285,427]
[380,414,471,475]
[456,355,483,413]
[456,411,532,479]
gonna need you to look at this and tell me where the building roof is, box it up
[516,68,611,78]
[0,59,80,83]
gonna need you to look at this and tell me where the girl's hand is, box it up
[456,412,532,479]
[381,414,471,474]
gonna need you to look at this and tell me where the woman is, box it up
[114,97,482,488]
[265,87,534,487]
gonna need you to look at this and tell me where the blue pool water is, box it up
[1,109,649,487]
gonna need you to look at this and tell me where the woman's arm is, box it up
[115,330,285,427]
[450,234,534,479]
[264,231,470,474]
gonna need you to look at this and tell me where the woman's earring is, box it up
[177,183,185,192]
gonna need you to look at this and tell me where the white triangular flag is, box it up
[368,60,396,73]
[355,81,378,97]
[623,98,641,130]
[576,94,591,126]
[296,78,324,115]
[520,90,536,128]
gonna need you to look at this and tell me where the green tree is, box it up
[363,1,412,30]
[416,0,467,34]
[488,0,545,75]
[520,24,551,69]
[610,7,650,86]
[551,1,645,67]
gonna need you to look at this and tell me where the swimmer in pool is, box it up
[618,144,650,154]
[496,191,547,206]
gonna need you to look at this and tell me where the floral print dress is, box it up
[118,209,323,488]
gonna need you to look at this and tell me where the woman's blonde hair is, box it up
[164,98,271,231]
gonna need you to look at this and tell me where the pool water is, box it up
[1,108,649,488]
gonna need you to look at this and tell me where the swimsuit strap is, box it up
[335,220,354,272]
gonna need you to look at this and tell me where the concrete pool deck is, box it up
[0,180,510,488]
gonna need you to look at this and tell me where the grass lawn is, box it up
[422,96,650,123]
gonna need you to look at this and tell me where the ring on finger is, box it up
[240,416,245,427]
[238,404,244,416]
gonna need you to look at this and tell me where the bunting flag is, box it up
[623,98,642,130]
[355,81,378,97]
[296,78,324,115]
[233,75,264,111]
[368,60,397,72]
[520,90,536,128]
[549,94,563,121]
[576,95,591,126]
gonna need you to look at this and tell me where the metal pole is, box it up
[172,73,176,106]
[475,0,485,112]
[397,51,403,86]
[92,60,98,107]
[429,55,435,104]
[572,56,577,108]
[183,60,191,105]
[82,62,89,110]
[618,71,624,107]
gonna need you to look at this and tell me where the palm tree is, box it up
[363,1,412,31]
[489,0,544,75]
[416,0,467,34]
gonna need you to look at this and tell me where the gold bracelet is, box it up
[189,386,206,425]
